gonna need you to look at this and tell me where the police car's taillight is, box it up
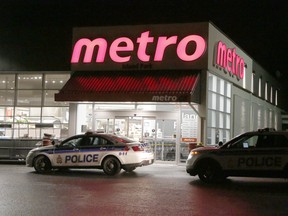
[131,146,144,151]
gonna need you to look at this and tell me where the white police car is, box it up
[186,128,288,183]
[26,132,154,176]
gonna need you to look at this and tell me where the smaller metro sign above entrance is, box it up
[70,23,209,71]
[215,41,245,80]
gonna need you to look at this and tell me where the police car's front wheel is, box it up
[198,161,223,183]
[33,155,52,173]
[102,156,121,176]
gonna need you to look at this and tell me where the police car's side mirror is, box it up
[218,141,223,147]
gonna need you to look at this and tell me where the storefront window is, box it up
[264,109,268,127]
[275,89,278,106]
[270,86,273,103]
[0,107,14,137]
[42,107,69,138]
[226,115,230,129]
[208,73,217,92]
[257,107,263,128]
[226,98,231,113]
[265,82,268,101]
[207,73,231,145]
[18,74,42,89]
[0,90,14,105]
[44,90,68,106]
[208,92,217,110]
[17,90,42,106]
[251,72,255,94]
[0,74,15,89]
[42,107,69,122]
[13,107,41,138]
[76,104,93,134]
[226,82,231,97]
[15,107,41,117]
[44,74,70,89]
[219,95,224,112]
[211,110,216,127]
[44,90,56,106]
[258,77,262,97]
[0,72,70,139]
[219,79,225,95]
[219,113,224,128]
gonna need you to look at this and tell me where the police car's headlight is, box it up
[187,151,200,160]
[191,151,200,155]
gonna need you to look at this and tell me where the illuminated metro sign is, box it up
[215,41,245,80]
[70,24,208,71]
[71,31,206,64]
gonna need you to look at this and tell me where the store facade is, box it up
[0,22,282,163]
[54,22,283,164]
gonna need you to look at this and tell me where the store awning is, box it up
[55,70,200,103]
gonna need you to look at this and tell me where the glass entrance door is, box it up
[94,115,177,163]
[114,117,128,137]
[114,116,156,142]
[143,119,177,162]
[154,119,176,161]
[128,116,142,141]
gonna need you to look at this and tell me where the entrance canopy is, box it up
[55,70,200,103]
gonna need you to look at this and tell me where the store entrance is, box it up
[114,116,154,141]
[114,116,177,162]
[75,103,199,164]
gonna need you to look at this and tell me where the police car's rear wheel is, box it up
[102,157,121,176]
[198,161,221,183]
[34,155,52,173]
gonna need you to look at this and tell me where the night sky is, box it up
[0,0,287,83]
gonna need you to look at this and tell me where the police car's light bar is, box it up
[258,128,276,132]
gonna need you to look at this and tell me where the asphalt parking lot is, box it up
[1,163,288,216]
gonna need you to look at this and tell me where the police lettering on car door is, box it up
[237,156,282,168]
[65,154,99,164]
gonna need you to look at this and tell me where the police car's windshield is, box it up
[221,134,258,149]
[221,132,288,149]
